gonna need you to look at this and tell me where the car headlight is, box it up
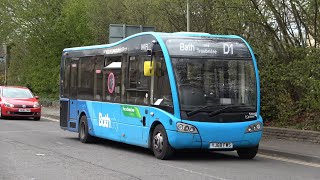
[33,102,40,108]
[177,122,198,134]
[246,122,263,133]
[4,102,14,108]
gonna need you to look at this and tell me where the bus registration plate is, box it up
[18,109,31,112]
[209,142,233,149]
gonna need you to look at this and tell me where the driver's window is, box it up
[153,53,173,112]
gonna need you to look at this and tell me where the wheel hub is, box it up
[153,132,164,152]
[80,122,85,139]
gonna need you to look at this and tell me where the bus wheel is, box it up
[79,115,93,143]
[152,124,174,160]
[237,145,258,159]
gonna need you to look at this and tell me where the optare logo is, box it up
[245,112,257,119]
[98,113,111,128]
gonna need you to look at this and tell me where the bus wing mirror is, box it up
[144,61,154,76]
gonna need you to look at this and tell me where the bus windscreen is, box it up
[164,37,257,122]
[171,57,257,122]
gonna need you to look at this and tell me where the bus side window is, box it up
[104,56,122,103]
[128,56,138,88]
[63,59,71,98]
[126,55,149,105]
[78,57,94,100]
[94,56,104,101]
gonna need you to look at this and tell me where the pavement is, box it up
[41,106,320,164]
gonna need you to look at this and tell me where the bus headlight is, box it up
[246,122,263,133]
[177,122,198,134]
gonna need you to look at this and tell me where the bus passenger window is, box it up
[103,56,122,103]
[94,56,104,101]
[104,70,121,103]
[126,56,149,105]
[63,60,71,97]
[78,57,94,100]
[128,56,138,88]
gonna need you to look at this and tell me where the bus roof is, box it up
[63,32,243,52]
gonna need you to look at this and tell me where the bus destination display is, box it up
[165,38,251,58]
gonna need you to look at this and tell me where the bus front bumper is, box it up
[166,122,262,150]
[167,131,262,150]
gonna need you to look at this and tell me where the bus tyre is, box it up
[152,124,174,160]
[79,115,94,143]
[237,145,259,159]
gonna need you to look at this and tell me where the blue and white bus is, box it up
[60,32,263,160]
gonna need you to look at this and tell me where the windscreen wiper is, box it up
[208,105,255,117]
[186,105,222,116]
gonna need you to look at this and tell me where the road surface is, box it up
[0,117,319,180]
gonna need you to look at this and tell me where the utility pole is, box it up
[187,0,190,32]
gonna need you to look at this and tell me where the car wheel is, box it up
[0,107,5,119]
[237,145,259,159]
[34,117,41,121]
[79,115,94,143]
[152,124,174,160]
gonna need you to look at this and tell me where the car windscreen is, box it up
[2,88,34,98]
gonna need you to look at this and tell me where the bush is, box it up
[259,48,320,131]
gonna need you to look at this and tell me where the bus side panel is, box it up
[76,101,150,148]
[68,99,78,132]
[77,100,98,137]
[83,101,120,142]
[60,99,69,129]
[142,107,181,148]
[118,105,146,147]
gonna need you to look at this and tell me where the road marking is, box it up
[42,116,59,122]
[157,162,229,180]
[258,154,320,168]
